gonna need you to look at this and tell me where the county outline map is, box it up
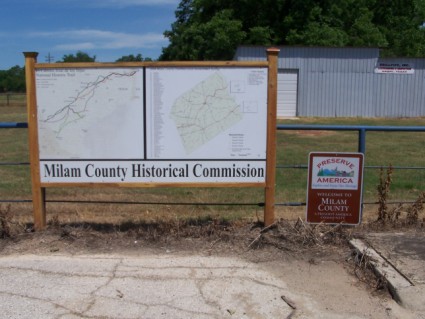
[170,72,243,154]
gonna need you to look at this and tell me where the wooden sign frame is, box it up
[24,49,279,230]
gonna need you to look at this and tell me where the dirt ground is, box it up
[2,216,424,319]
[1,196,425,318]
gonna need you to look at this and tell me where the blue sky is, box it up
[0,0,179,70]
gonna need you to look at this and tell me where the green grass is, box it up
[1,105,424,221]
[0,94,26,107]
[276,117,425,203]
[0,106,27,122]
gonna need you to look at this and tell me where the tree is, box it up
[115,54,152,62]
[161,7,245,60]
[59,51,96,63]
[0,66,25,92]
[372,0,425,57]
[161,0,425,60]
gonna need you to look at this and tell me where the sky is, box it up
[0,0,180,70]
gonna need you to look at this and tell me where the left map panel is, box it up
[36,68,144,159]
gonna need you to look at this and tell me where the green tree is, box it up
[161,0,425,60]
[0,66,25,92]
[349,8,388,47]
[115,54,152,62]
[373,0,425,57]
[59,51,96,63]
[161,1,246,60]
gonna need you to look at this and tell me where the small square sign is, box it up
[306,152,364,225]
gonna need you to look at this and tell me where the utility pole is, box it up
[45,53,54,63]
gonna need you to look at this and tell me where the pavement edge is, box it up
[349,238,425,312]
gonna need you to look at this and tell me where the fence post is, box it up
[358,128,366,154]
[24,52,46,231]
[264,47,280,226]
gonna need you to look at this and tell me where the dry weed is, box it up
[248,218,352,251]
[372,193,425,229]
[129,216,235,242]
[350,249,389,291]
[376,165,395,224]
[48,214,61,228]
[406,192,425,225]
[0,204,12,238]
[375,165,424,228]
[0,204,26,237]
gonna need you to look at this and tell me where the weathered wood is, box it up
[264,48,280,226]
[35,61,269,69]
[24,52,46,231]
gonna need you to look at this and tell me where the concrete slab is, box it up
[1,250,423,319]
[0,254,294,319]
[366,232,425,285]
[350,231,425,313]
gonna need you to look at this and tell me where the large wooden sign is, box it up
[306,152,364,225]
[24,49,280,229]
[36,67,268,184]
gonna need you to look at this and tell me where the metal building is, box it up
[234,46,425,118]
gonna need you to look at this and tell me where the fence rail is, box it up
[0,122,27,128]
[277,124,425,153]
[1,122,424,208]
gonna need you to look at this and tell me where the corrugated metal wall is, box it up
[234,46,425,117]
[375,58,425,117]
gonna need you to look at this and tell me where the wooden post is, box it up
[24,52,46,230]
[264,48,280,226]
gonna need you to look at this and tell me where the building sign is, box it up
[35,66,268,184]
[374,62,414,74]
[306,152,364,225]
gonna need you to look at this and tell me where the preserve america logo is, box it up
[311,156,360,190]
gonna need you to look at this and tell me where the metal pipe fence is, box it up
[276,124,425,207]
[277,124,425,153]
[1,122,424,208]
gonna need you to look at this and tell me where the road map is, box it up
[146,67,268,159]
[36,68,144,159]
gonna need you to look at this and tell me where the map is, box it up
[145,67,268,159]
[170,72,243,154]
[36,68,144,159]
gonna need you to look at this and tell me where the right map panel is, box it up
[145,67,268,160]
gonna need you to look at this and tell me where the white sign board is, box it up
[36,68,145,159]
[374,62,414,74]
[40,160,265,183]
[35,66,268,184]
[310,156,361,190]
[145,67,267,159]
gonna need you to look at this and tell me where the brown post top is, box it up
[266,47,280,54]
[23,52,39,59]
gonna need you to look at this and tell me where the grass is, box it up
[0,106,28,122]
[0,93,26,107]
[1,105,424,224]
[276,118,425,204]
